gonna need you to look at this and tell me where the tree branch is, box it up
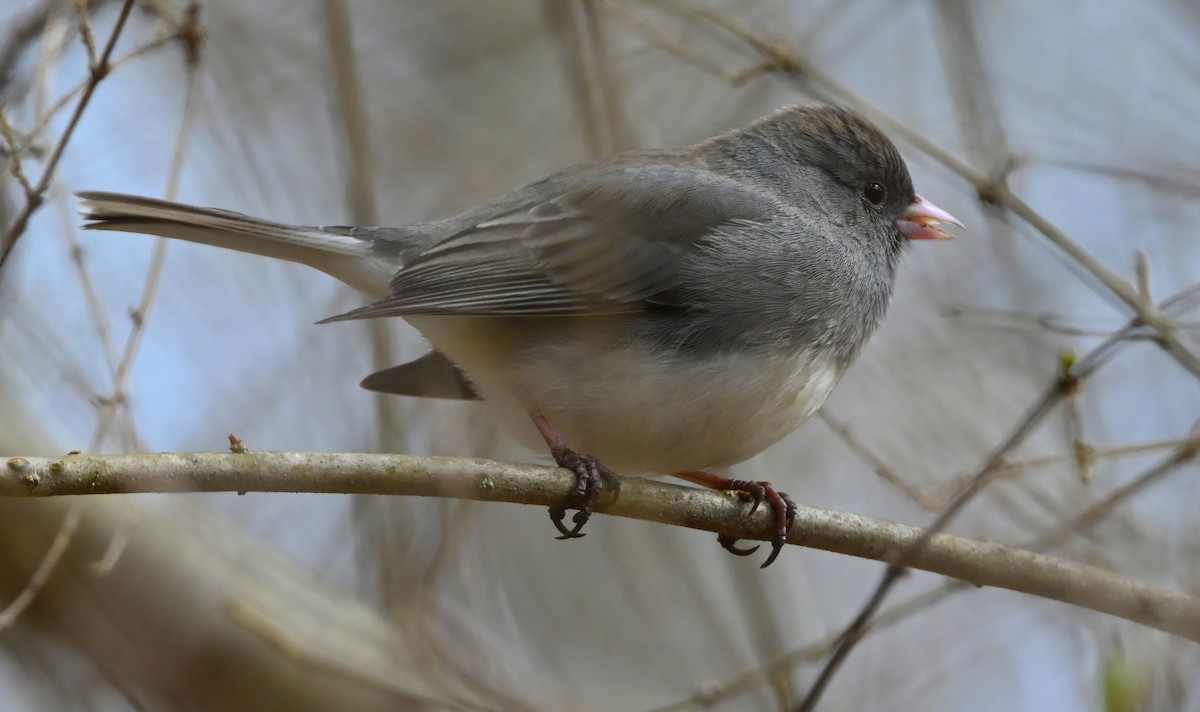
[3,451,1199,642]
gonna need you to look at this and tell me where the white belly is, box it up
[409,316,842,474]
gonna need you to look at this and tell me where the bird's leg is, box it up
[533,414,613,540]
[671,471,797,568]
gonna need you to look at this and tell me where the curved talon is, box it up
[549,505,587,539]
[670,471,798,566]
[761,535,787,568]
[714,477,797,567]
[718,533,760,557]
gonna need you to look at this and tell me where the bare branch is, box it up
[0,0,136,271]
[1,451,1199,643]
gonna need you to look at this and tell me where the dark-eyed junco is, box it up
[78,104,959,567]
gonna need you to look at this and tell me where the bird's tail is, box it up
[77,191,397,297]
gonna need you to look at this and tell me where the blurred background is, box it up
[1,1,1199,710]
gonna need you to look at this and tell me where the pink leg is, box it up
[672,470,797,568]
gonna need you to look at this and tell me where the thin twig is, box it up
[809,97,1200,377]
[35,18,121,377]
[945,305,1200,337]
[650,433,1200,712]
[604,6,1200,705]
[13,34,175,159]
[1135,252,1151,304]
[820,284,1200,512]
[817,411,939,509]
[0,107,36,194]
[639,0,1200,383]
[797,390,1061,710]
[831,423,1200,514]
[321,0,378,226]
[89,12,204,452]
[57,194,119,373]
[794,282,1200,710]
[73,0,99,67]
[558,0,631,157]
[598,0,742,82]
[648,585,962,712]
[0,501,81,631]
[0,0,136,271]
[1059,351,1091,483]
[0,0,106,100]
[1029,426,1200,552]
[320,0,405,454]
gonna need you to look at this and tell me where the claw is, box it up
[549,505,587,539]
[718,533,760,556]
[761,534,787,568]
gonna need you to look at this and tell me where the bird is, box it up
[78,104,960,567]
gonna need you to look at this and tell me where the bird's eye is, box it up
[863,181,886,206]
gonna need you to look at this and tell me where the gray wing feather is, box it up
[360,351,481,400]
[323,162,779,321]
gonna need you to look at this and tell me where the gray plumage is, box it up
[77,104,957,476]
[361,351,479,401]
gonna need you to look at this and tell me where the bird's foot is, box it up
[723,479,797,567]
[547,446,613,539]
[674,472,797,568]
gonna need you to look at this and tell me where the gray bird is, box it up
[78,104,960,567]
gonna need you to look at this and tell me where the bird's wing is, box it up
[320,164,778,320]
[359,350,481,400]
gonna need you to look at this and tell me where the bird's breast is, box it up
[411,315,843,475]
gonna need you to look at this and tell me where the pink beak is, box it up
[895,195,963,241]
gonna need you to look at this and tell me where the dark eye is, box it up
[863,181,886,206]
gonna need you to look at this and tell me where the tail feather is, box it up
[76,191,397,297]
